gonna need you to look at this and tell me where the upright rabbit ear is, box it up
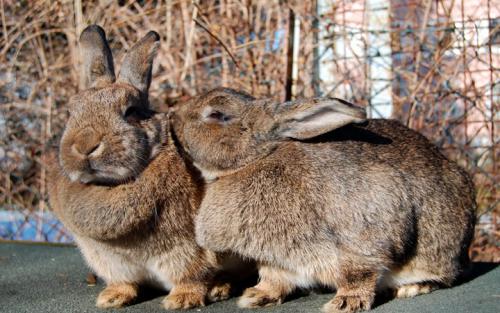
[79,25,116,89]
[117,31,160,94]
[273,98,367,140]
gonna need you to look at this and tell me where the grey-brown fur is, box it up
[171,88,476,312]
[47,26,233,310]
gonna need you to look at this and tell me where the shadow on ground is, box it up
[459,262,498,284]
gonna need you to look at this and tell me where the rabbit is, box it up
[169,87,477,313]
[47,25,234,310]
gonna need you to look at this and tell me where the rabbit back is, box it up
[195,119,475,286]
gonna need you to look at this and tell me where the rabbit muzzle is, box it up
[60,112,169,185]
[60,125,148,185]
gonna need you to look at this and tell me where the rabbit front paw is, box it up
[207,281,231,303]
[322,293,374,313]
[237,287,283,308]
[162,291,205,310]
[96,283,138,308]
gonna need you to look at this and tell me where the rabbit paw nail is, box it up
[162,292,205,310]
[237,287,282,308]
[96,284,137,308]
[322,294,372,313]
[207,282,231,303]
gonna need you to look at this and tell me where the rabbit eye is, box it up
[207,110,231,123]
[124,106,138,117]
[124,106,153,123]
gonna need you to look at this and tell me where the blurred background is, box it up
[0,0,498,261]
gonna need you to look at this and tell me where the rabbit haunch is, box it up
[171,88,476,313]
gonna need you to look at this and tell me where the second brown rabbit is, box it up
[171,88,476,313]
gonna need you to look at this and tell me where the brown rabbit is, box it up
[170,88,476,313]
[47,25,231,309]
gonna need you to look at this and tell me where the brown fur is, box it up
[162,282,207,309]
[171,88,476,312]
[395,282,437,298]
[96,283,138,308]
[47,26,233,310]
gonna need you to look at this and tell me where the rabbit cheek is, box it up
[96,140,143,182]
[190,131,254,174]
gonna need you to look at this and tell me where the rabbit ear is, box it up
[117,31,160,94]
[79,25,116,88]
[274,98,367,140]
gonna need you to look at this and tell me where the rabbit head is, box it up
[59,25,163,184]
[171,88,366,178]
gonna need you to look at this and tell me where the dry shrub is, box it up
[0,0,497,260]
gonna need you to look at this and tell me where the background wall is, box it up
[0,0,498,261]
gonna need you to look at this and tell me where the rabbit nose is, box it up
[72,141,102,157]
[71,130,103,157]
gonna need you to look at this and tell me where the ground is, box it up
[0,242,499,313]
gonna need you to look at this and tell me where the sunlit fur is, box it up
[47,26,242,310]
[172,88,476,313]
[59,85,152,185]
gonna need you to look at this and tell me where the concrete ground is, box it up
[0,242,499,313]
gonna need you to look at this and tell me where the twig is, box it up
[193,18,241,70]
[180,1,198,84]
